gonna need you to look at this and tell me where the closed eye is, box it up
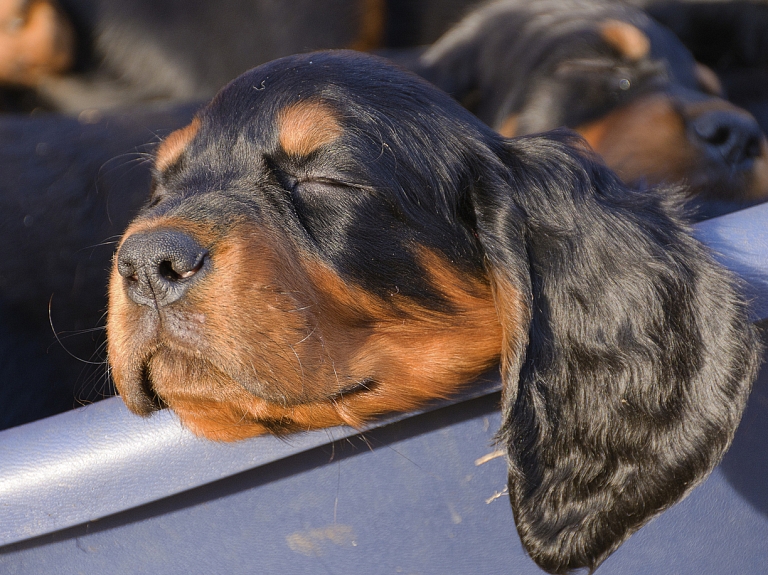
[555,58,618,75]
[291,179,354,209]
[147,179,167,207]
[556,58,668,89]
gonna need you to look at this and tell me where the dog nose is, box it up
[117,229,208,307]
[692,109,763,167]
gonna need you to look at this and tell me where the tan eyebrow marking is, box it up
[599,20,650,61]
[277,100,343,157]
[155,117,201,172]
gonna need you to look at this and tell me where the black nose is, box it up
[692,109,763,167]
[117,229,208,307]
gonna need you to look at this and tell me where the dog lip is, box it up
[136,353,167,412]
[134,343,373,409]
[116,352,166,416]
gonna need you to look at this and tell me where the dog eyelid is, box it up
[147,179,174,207]
[300,176,355,188]
[292,179,347,199]
[295,178,380,199]
[263,153,368,194]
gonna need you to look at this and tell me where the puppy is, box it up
[416,0,768,209]
[0,0,385,112]
[107,51,759,573]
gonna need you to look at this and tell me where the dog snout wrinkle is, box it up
[117,229,208,307]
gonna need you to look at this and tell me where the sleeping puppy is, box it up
[106,51,759,573]
[416,0,768,212]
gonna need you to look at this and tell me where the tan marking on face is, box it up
[577,94,696,187]
[695,62,723,97]
[348,0,385,52]
[277,100,343,157]
[498,114,519,138]
[108,219,323,423]
[108,216,509,441]
[577,93,768,200]
[155,117,201,173]
[0,0,74,86]
[599,20,650,61]
[316,248,505,420]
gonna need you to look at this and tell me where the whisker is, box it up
[48,297,108,365]
[46,326,106,344]
[76,236,122,253]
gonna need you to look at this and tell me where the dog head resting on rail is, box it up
[417,0,768,207]
[107,51,759,574]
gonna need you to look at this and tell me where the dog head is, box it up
[107,51,758,573]
[107,51,508,439]
[419,0,768,205]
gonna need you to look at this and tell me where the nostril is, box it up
[157,250,207,281]
[117,254,138,280]
[701,126,730,147]
[158,260,179,281]
[116,228,209,307]
[692,110,764,167]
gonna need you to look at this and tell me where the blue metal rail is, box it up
[1,204,767,574]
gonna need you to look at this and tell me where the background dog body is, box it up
[0,105,193,429]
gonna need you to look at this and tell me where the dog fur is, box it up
[106,51,759,573]
[416,0,768,212]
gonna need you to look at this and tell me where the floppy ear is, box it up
[471,131,760,574]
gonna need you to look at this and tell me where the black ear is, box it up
[471,131,760,574]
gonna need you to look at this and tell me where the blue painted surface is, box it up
[1,364,767,574]
[1,206,767,574]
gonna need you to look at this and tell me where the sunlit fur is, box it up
[107,51,759,573]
